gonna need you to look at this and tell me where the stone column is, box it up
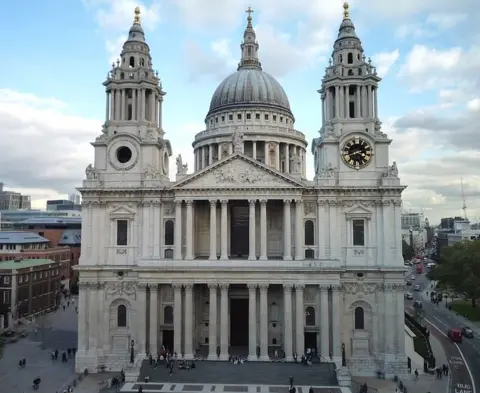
[132,89,137,121]
[374,87,378,119]
[209,144,213,165]
[395,286,405,354]
[0,315,4,330]
[88,285,98,351]
[283,284,293,361]
[220,200,228,260]
[220,284,229,360]
[209,200,217,260]
[317,200,326,259]
[259,200,268,260]
[153,202,161,257]
[259,284,269,360]
[136,284,148,357]
[355,85,361,119]
[285,144,290,173]
[335,86,340,118]
[248,284,258,361]
[142,202,150,257]
[385,286,395,354]
[294,200,304,260]
[331,285,341,365]
[173,284,183,356]
[295,285,305,356]
[120,89,126,120]
[320,285,330,359]
[207,284,218,360]
[110,90,115,120]
[283,200,292,260]
[264,142,269,165]
[141,89,146,121]
[275,143,280,170]
[105,92,110,122]
[367,86,372,118]
[185,201,194,260]
[252,141,257,160]
[149,284,158,354]
[184,284,194,359]
[78,282,89,352]
[174,200,182,259]
[248,199,256,260]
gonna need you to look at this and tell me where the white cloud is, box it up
[395,12,467,39]
[467,98,480,112]
[0,89,100,202]
[372,49,400,77]
[106,35,127,65]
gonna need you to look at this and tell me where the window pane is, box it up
[117,220,128,246]
[352,219,365,246]
[304,220,315,246]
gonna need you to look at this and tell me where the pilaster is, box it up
[174,201,183,260]
[220,200,229,260]
[319,285,330,359]
[331,284,341,366]
[209,200,217,260]
[207,284,218,360]
[247,284,258,361]
[136,283,148,359]
[184,284,194,359]
[259,200,268,260]
[248,199,257,260]
[185,201,194,260]
[295,284,305,356]
[149,284,158,354]
[283,284,293,361]
[259,284,269,361]
[283,200,292,260]
[173,284,183,356]
[219,284,229,360]
[294,200,304,260]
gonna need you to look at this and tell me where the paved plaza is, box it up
[0,298,78,393]
[120,383,347,393]
[139,360,338,386]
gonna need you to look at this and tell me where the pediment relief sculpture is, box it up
[104,281,137,300]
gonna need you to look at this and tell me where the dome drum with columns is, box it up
[76,4,408,381]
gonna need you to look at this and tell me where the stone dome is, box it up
[207,68,292,118]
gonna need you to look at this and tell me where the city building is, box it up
[76,5,408,377]
[0,258,63,329]
[12,217,82,287]
[0,231,72,288]
[0,183,31,210]
[0,210,81,229]
[401,212,424,230]
[69,193,82,205]
[46,199,82,212]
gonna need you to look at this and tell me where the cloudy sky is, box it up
[0,0,479,224]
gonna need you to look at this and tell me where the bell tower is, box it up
[88,7,172,187]
[312,2,395,186]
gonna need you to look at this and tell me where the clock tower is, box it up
[312,2,396,187]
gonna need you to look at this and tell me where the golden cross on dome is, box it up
[134,6,141,24]
[343,2,350,20]
[246,6,254,18]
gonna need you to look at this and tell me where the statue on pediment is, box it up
[384,161,398,178]
[85,164,98,180]
[232,128,244,153]
[176,154,187,175]
[290,153,301,173]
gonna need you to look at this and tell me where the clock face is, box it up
[341,137,373,169]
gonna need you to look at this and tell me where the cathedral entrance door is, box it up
[304,332,317,353]
[230,204,249,257]
[162,330,173,352]
[230,298,249,347]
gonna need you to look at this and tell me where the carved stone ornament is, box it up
[212,164,281,185]
[383,161,399,178]
[232,128,244,153]
[164,203,175,215]
[342,282,378,295]
[105,281,136,300]
[304,286,316,303]
[290,153,302,173]
[176,154,188,175]
[304,202,315,215]
[143,165,164,180]
[317,162,336,178]
[85,164,98,180]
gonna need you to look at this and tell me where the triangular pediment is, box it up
[174,154,304,189]
[345,205,372,219]
[109,205,136,217]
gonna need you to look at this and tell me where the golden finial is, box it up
[343,1,350,20]
[134,6,141,25]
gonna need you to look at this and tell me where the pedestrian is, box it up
[414,369,418,380]
[309,387,314,393]
[55,349,59,360]
[445,364,449,376]
[289,376,294,387]
[67,348,71,357]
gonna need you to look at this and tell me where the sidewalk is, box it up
[420,288,480,336]
[352,331,449,393]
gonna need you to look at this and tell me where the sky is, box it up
[0,0,479,225]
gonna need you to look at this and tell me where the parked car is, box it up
[406,280,412,286]
[413,300,422,308]
[447,328,463,343]
[462,326,474,338]
[406,293,413,300]
[410,275,415,280]
[414,284,420,291]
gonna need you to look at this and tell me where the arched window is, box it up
[305,220,314,246]
[348,69,354,76]
[354,306,364,330]
[117,305,127,327]
[339,54,343,63]
[129,56,135,68]
[305,306,316,326]
[164,305,173,324]
[165,220,174,245]
[347,52,353,64]
[140,58,145,67]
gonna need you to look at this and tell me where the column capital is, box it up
[259,284,269,292]
[219,283,229,291]
[209,199,218,206]
[319,284,331,292]
[172,283,183,290]
[283,283,293,292]
[208,283,218,290]
[220,199,228,205]
[260,199,268,205]
[184,283,194,291]
[331,284,342,293]
[283,199,291,205]
[185,200,194,206]
[295,199,303,205]
[137,283,149,292]
[317,199,327,206]
[174,199,183,205]
[247,283,258,291]
[295,284,305,291]
[149,283,158,291]
[248,199,257,205]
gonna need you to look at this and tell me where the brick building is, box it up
[0,258,62,329]
[0,231,71,288]
[11,217,82,287]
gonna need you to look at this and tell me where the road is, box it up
[404,264,479,393]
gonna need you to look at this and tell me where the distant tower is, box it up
[461,177,468,219]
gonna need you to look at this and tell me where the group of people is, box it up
[50,347,76,362]
[148,346,197,376]
[434,364,449,379]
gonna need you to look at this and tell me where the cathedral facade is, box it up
[76,4,408,377]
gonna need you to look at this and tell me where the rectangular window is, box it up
[117,220,128,246]
[264,114,269,120]
[3,291,10,304]
[237,114,242,120]
[273,115,277,121]
[255,113,260,120]
[246,113,251,120]
[4,276,10,285]
[352,219,365,246]
[229,114,233,121]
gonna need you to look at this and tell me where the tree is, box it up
[402,240,415,261]
[432,241,480,308]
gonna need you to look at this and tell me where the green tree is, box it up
[402,240,415,261]
[432,241,480,308]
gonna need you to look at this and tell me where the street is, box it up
[405,265,479,393]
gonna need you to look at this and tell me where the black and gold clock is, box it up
[341,137,373,169]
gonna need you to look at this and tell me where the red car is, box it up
[448,328,463,343]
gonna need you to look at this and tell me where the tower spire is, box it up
[134,6,141,25]
[343,2,350,20]
[237,7,262,71]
